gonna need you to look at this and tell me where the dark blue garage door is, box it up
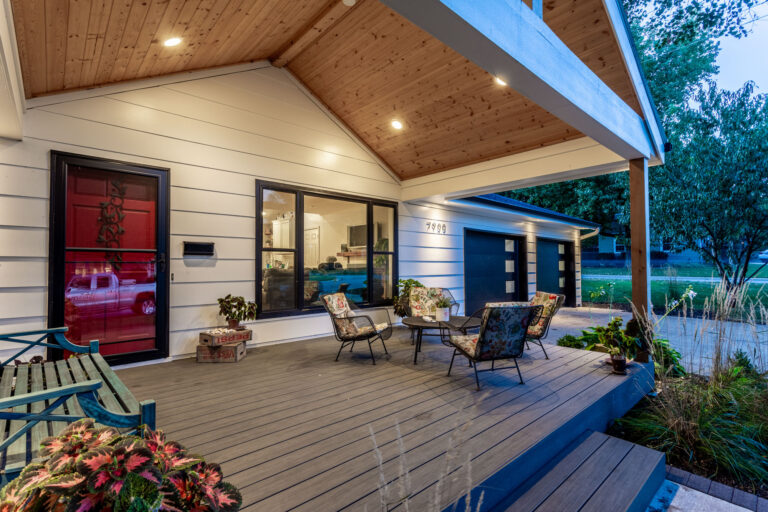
[536,238,576,307]
[464,230,527,314]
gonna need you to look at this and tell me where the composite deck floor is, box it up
[117,328,640,511]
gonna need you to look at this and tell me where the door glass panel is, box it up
[304,196,367,304]
[263,190,295,249]
[64,252,157,356]
[64,167,158,357]
[373,205,394,252]
[262,252,296,311]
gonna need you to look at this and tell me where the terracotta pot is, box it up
[611,355,627,374]
[227,318,240,329]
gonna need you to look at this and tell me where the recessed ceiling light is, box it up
[164,37,182,47]
[391,120,403,130]
[495,76,507,86]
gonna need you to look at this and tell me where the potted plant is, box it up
[608,346,627,374]
[393,278,424,318]
[435,296,452,322]
[217,294,257,329]
[0,418,241,511]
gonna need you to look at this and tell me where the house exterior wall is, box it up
[0,65,583,360]
[398,202,583,314]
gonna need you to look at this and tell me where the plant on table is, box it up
[0,418,242,512]
[434,296,452,321]
[393,278,424,318]
[217,294,257,329]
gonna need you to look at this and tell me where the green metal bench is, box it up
[0,327,155,482]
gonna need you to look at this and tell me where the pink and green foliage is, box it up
[0,419,242,512]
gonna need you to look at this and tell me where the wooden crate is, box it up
[196,341,247,363]
[199,328,252,346]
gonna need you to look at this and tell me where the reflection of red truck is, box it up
[65,272,156,316]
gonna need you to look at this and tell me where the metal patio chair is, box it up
[485,291,565,359]
[441,304,543,390]
[321,292,392,365]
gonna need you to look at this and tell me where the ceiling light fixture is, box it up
[494,76,507,86]
[164,37,182,47]
[342,0,357,6]
[391,120,403,130]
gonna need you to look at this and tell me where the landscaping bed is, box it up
[558,285,768,500]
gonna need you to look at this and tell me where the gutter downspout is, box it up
[580,227,600,240]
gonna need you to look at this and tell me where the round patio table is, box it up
[402,315,481,365]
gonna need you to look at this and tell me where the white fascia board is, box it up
[401,138,628,202]
[602,0,666,162]
[0,0,24,140]
[381,0,655,160]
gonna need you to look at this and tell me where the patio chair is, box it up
[321,292,392,365]
[485,291,566,359]
[406,287,460,343]
[408,287,460,317]
[441,304,543,390]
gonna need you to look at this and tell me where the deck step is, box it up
[496,431,665,512]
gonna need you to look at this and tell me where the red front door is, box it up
[51,154,169,362]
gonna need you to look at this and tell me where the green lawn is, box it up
[582,277,768,310]
[582,262,768,279]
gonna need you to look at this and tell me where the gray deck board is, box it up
[117,328,648,511]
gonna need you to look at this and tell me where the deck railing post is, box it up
[629,157,651,317]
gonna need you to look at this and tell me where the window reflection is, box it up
[263,190,295,249]
[262,252,295,311]
[304,196,367,305]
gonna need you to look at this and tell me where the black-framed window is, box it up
[257,181,398,317]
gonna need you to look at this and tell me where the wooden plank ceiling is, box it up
[10,0,642,180]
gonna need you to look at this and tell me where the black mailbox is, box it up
[183,241,215,256]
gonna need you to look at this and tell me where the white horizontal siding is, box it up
[399,202,580,311]
[0,66,397,357]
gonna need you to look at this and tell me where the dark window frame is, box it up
[256,180,398,318]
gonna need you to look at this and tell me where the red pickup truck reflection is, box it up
[65,272,156,316]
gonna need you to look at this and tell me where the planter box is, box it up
[196,341,247,363]
[199,328,252,346]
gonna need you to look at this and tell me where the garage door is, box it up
[464,230,527,314]
[536,238,576,307]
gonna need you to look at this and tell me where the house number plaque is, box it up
[425,222,448,234]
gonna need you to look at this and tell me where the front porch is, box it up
[116,328,654,511]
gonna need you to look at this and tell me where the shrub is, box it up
[557,334,586,350]
[0,419,241,511]
[612,367,768,488]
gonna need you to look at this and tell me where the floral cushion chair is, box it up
[409,287,458,317]
[321,292,392,365]
[441,305,543,390]
[485,291,565,359]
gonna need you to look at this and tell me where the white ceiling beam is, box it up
[380,0,655,161]
[0,0,24,140]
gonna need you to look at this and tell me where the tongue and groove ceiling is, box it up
[9,0,642,180]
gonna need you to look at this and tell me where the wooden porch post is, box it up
[629,158,651,316]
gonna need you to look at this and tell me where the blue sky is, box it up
[715,3,768,91]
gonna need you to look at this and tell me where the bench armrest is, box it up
[0,380,102,409]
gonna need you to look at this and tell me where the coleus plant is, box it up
[0,419,241,512]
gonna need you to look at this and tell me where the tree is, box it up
[654,82,768,289]
[505,0,759,263]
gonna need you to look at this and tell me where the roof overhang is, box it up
[5,0,667,194]
[381,0,657,161]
